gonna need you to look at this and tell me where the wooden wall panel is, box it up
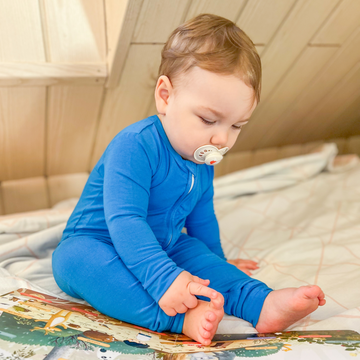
[105,0,131,54]
[1,177,49,215]
[221,137,360,179]
[260,27,360,148]
[289,62,360,143]
[0,63,107,87]
[236,0,296,45]
[105,0,143,88]
[255,45,265,56]
[302,141,324,154]
[91,44,163,167]
[214,142,329,178]
[145,98,158,119]
[0,87,46,181]
[48,173,88,207]
[347,136,360,156]
[185,0,246,23]
[252,147,280,167]
[331,94,360,138]
[222,151,254,176]
[278,144,303,159]
[259,0,339,102]
[213,156,226,178]
[0,189,4,215]
[332,138,347,154]
[40,0,106,62]
[0,0,359,190]
[46,86,103,176]
[132,0,191,43]
[0,0,45,61]
[310,0,360,45]
[234,46,339,151]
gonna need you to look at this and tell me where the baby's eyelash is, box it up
[200,116,243,130]
[200,117,215,125]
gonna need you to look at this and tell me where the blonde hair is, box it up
[158,14,261,103]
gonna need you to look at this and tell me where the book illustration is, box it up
[0,288,359,359]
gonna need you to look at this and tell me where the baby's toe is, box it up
[202,329,212,339]
[319,298,326,306]
[201,337,211,346]
[210,293,224,309]
[201,318,214,331]
[205,311,216,322]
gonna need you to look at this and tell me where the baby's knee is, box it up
[52,238,91,298]
[52,238,84,272]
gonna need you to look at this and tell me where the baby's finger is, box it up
[184,295,198,309]
[162,307,177,316]
[188,282,218,300]
[236,259,259,268]
[240,268,253,276]
[192,276,210,286]
[175,303,189,314]
[244,261,259,269]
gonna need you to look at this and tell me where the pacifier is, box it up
[193,145,229,165]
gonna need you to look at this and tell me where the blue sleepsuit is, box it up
[52,115,272,333]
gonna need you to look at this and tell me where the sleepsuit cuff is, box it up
[168,312,186,334]
[232,282,273,328]
[145,266,185,303]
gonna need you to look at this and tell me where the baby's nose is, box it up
[210,131,228,147]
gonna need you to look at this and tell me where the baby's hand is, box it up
[158,271,219,316]
[227,259,259,276]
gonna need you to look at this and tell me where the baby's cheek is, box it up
[229,135,239,147]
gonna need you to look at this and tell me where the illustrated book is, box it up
[0,288,359,359]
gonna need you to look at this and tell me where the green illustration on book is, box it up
[0,288,359,359]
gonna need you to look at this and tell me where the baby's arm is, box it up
[104,133,184,303]
[185,171,226,260]
[158,271,219,316]
[185,169,259,275]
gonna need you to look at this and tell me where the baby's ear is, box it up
[154,75,172,115]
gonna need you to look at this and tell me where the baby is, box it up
[52,14,325,345]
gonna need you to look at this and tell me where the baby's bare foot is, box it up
[256,285,326,333]
[182,292,224,345]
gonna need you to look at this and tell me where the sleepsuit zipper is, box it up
[165,173,195,248]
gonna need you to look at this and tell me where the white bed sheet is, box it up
[0,144,359,334]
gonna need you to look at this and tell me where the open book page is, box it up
[0,289,359,359]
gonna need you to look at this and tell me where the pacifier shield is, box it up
[193,145,229,165]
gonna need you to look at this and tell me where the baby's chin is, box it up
[179,153,202,164]
[180,155,202,164]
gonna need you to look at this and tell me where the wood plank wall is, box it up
[92,0,360,164]
[0,0,360,215]
[0,0,106,214]
[235,0,360,151]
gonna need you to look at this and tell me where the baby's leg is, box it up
[52,236,184,333]
[168,234,325,335]
[167,235,271,327]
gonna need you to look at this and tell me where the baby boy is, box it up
[52,14,325,345]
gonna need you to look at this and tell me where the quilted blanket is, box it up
[1,144,359,334]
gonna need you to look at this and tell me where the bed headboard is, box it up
[0,0,359,215]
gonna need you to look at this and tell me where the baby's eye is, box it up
[232,125,242,130]
[200,117,215,125]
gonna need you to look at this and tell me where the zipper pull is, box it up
[188,174,194,194]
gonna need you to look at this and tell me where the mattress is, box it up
[0,143,359,334]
